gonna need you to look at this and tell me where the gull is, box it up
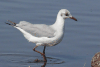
[6,9,77,61]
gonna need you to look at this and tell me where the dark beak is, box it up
[70,16,77,21]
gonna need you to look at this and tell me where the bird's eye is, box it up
[65,13,69,16]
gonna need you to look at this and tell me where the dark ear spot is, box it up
[61,13,63,16]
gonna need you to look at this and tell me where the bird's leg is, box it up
[33,46,44,55]
[42,46,47,62]
[43,46,46,54]
[33,45,47,62]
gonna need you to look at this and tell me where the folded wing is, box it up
[16,21,55,38]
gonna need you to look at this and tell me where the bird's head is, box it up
[58,9,77,21]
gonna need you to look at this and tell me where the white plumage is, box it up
[6,9,77,56]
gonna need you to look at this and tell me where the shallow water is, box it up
[0,0,100,67]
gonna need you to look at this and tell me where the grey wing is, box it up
[16,21,55,37]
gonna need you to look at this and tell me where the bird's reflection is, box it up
[34,57,47,67]
[41,60,47,67]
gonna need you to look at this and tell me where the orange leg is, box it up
[42,46,47,62]
[33,45,47,62]
[33,46,44,55]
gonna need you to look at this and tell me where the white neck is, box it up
[51,13,65,32]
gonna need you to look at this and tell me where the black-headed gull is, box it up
[6,9,77,61]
